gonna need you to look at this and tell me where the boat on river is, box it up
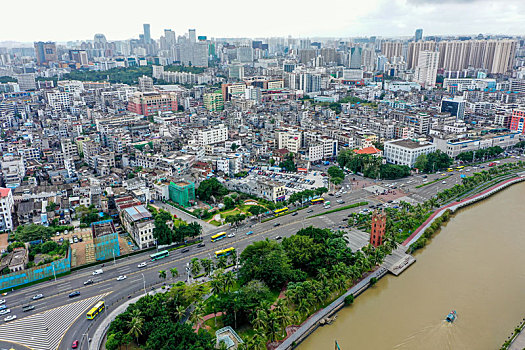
[445,310,457,323]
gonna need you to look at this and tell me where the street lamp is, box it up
[141,273,147,296]
[52,264,56,282]
[82,333,89,350]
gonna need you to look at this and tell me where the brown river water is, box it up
[299,182,525,350]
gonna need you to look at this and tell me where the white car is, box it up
[442,181,447,184]
[116,275,127,281]
[4,315,16,322]
[32,294,44,300]
[0,299,5,305]
[227,233,235,238]
[137,262,147,268]
[0,309,10,316]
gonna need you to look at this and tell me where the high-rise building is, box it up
[438,39,517,74]
[414,50,439,88]
[127,92,178,116]
[143,24,151,43]
[34,41,57,66]
[0,188,14,232]
[415,28,423,42]
[193,42,209,67]
[188,29,196,43]
[381,41,403,60]
[407,41,436,70]
[16,73,36,91]
[237,46,253,63]
[203,92,224,111]
[69,50,89,66]
[349,47,363,69]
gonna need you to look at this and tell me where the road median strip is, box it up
[307,202,368,218]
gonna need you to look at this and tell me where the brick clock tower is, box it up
[370,210,386,247]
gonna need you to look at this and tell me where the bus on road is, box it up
[274,207,289,216]
[87,301,105,320]
[211,232,227,242]
[215,247,235,258]
[310,198,325,205]
[150,250,169,261]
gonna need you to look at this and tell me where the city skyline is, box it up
[1,0,524,43]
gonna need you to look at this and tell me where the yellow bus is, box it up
[87,301,105,320]
[456,166,465,170]
[310,198,325,205]
[447,168,454,172]
[211,232,227,242]
[215,247,235,258]
[273,207,289,216]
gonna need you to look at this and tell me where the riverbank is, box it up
[276,174,525,350]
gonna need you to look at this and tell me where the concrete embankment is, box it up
[277,175,525,350]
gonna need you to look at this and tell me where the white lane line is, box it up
[128,278,142,283]
[99,286,113,291]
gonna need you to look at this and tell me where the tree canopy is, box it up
[196,178,229,201]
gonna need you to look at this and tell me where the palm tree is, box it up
[190,302,205,326]
[217,255,228,269]
[251,328,268,350]
[158,270,167,280]
[210,273,224,295]
[201,258,213,276]
[229,249,238,267]
[174,304,186,322]
[223,270,235,292]
[170,267,179,279]
[266,311,280,342]
[273,299,292,336]
[190,258,201,277]
[252,308,268,331]
[127,309,144,344]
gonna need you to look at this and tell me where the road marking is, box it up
[99,286,113,291]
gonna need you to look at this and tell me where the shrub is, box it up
[344,294,355,305]
[370,277,377,286]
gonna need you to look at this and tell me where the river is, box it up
[299,182,525,350]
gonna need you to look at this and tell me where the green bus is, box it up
[150,250,169,261]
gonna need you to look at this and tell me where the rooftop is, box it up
[0,188,11,198]
[123,205,152,222]
[387,139,433,149]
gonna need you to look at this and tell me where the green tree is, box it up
[127,309,144,344]
[224,196,235,210]
[239,239,293,290]
[190,258,201,277]
[414,154,428,172]
[158,270,167,280]
[170,267,179,279]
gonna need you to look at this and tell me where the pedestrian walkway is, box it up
[0,293,110,350]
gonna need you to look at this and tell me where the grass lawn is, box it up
[204,315,225,334]
[209,220,222,226]
[220,208,242,219]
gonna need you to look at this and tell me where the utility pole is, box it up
[52,264,56,282]
[141,273,146,295]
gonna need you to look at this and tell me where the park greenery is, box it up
[60,64,206,86]
[150,208,202,245]
[287,187,328,207]
[0,76,16,83]
[337,149,411,180]
[327,166,345,185]
[105,283,214,350]
[196,178,229,202]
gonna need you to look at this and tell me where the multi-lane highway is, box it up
[0,157,520,350]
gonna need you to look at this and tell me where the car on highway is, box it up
[137,262,147,268]
[92,269,104,276]
[442,181,447,184]
[32,294,44,300]
[273,223,281,227]
[72,340,79,349]
[227,233,235,238]
[0,309,10,316]
[197,242,206,247]
[246,231,254,235]
[116,275,127,281]
[307,209,313,213]
[4,315,16,322]
[275,236,282,240]
[181,248,190,253]
[0,305,6,311]
[22,305,34,312]
[68,291,81,298]
[291,212,298,216]
[83,279,94,285]
[0,299,5,305]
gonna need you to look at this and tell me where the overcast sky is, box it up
[1,0,524,43]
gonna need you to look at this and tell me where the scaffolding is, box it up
[169,181,195,207]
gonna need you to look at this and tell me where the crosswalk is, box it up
[0,293,110,350]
